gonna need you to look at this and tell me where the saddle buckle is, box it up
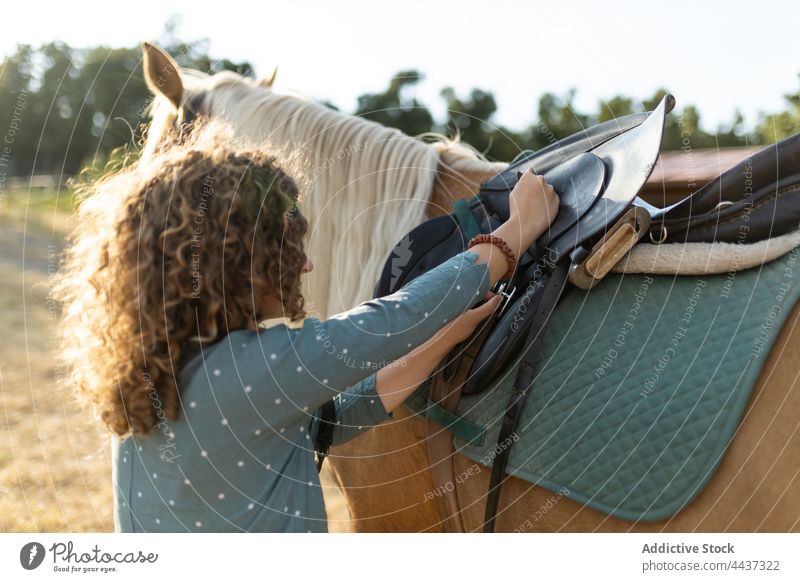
[492,281,517,316]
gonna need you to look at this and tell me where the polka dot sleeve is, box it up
[252,250,490,422]
[308,373,390,447]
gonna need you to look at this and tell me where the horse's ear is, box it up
[142,41,183,109]
[256,66,278,88]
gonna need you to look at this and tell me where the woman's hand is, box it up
[375,171,557,413]
[471,170,560,284]
[374,294,503,412]
[508,170,560,248]
[432,294,503,347]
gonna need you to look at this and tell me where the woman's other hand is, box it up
[433,294,502,347]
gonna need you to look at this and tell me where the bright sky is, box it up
[3,0,798,132]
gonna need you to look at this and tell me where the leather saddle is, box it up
[379,96,672,395]
[374,94,800,532]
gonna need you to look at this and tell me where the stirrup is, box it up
[569,206,652,289]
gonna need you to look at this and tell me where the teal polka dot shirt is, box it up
[112,251,490,532]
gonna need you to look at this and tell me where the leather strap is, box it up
[482,260,571,532]
[425,399,485,446]
[315,399,337,472]
[427,318,495,532]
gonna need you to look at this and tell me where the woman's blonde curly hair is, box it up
[52,122,308,437]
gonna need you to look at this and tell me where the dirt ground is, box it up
[0,191,349,532]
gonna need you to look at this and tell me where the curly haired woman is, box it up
[53,123,558,532]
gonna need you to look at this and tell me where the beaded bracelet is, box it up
[466,233,517,280]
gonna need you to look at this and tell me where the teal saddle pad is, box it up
[407,247,800,522]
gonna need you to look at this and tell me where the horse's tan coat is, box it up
[327,163,800,532]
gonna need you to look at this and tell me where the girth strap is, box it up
[427,319,495,532]
[483,260,571,532]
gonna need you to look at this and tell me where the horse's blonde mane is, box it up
[185,79,434,316]
[143,71,492,317]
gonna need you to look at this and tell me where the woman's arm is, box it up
[274,250,493,404]
[250,172,559,427]
[307,295,501,447]
[363,171,560,414]
[308,374,391,447]
[374,296,501,412]
[469,171,559,281]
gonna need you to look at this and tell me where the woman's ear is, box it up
[142,42,184,110]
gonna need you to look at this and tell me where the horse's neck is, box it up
[206,83,502,316]
[430,147,507,216]
[209,83,443,317]
[209,83,502,200]
[208,84,423,164]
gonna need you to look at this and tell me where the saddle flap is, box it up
[650,133,800,244]
[465,95,671,394]
[548,95,669,259]
[479,152,606,248]
[534,152,607,252]
[479,110,652,193]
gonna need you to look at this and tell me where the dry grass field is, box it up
[0,189,113,531]
[0,189,349,532]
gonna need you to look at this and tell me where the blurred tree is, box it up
[642,88,719,150]
[0,21,796,181]
[527,89,590,151]
[354,70,434,137]
[757,78,800,144]
[597,95,635,123]
[440,86,497,150]
[0,44,35,176]
[715,110,749,148]
[758,107,800,144]
[440,87,526,161]
[0,27,253,178]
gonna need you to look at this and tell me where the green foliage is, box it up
[598,95,635,123]
[439,87,526,161]
[354,70,434,138]
[0,21,252,179]
[1,21,798,178]
[533,90,591,149]
[758,81,800,144]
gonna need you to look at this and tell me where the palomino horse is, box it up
[141,43,800,532]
